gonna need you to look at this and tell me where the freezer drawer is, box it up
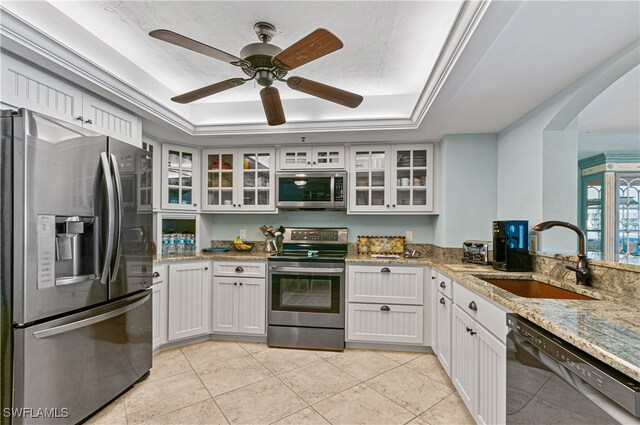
[12,291,151,425]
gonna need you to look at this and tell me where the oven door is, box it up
[268,262,344,328]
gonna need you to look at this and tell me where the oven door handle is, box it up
[269,266,344,274]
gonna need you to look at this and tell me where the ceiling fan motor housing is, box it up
[240,42,286,86]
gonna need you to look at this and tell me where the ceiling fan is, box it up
[149,22,363,126]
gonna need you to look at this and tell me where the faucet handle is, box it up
[565,265,589,275]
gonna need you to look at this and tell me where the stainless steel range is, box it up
[268,227,348,351]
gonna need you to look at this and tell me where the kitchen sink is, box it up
[481,278,596,300]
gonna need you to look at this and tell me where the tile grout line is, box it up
[178,345,233,425]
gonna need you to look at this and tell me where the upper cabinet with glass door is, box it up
[161,144,199,211]
[279,146,345,170]
[348,144,435,214]
[201,149,236,211]
[391,145,434,212]
[349,146,390,212]
[240,149,276,211]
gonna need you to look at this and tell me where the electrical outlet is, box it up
[239,229,247,240]
[530,234,538,253]
[405,230,413,242]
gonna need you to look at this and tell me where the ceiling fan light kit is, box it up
[150,22,363,126]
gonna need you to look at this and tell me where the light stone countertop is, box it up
[157,251,640,381]
[153,251,269,263]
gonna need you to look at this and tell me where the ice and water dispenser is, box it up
[37,215,98,288]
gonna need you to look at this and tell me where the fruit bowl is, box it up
[233,241,255,251]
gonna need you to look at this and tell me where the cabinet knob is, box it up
[380,305,390,311]
[204,267,208,271]
[440,281,446,289]
[307,161,311,165]
[392,204,396,208]
[431,275,436,280]
[380,267,391,273]
[152,272,160,278]
[466,327,472,333]
[386,204,390,208]
[234,282,237,286]
[439,297,445,305]
[468,301,478,312]
[233,204,236,207]
[313,161,316,165]
[238,204,242,207]
[194,203,197,207]
[239,282,243,286]
[85,119,92,124]
[75,116,83,121]
[235,266,244,273]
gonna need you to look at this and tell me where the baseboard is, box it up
[346,341,433,353]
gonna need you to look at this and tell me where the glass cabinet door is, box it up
[202,150,235,210]
[581,173,604,259]
[617,173,640,262]
[161,144,198,210]
[350,146,390,212]
[137,141,153,212]
[392,145,433,211]
[240,149,275,210]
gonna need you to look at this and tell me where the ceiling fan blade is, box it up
[287,77,363,108]
[260,87,286,126]
[272,29,343,71]
[149,29,246,66]
[171,78,245,104]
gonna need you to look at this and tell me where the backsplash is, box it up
[533,253,640,300]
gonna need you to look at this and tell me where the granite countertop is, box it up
[157,251,640,380]
[154,251,269,263]
[347,254,640,381]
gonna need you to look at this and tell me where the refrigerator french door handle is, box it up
[100,152,116,285]
[32,294,150,339]
[110,153,123,282]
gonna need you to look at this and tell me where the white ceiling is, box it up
[20,1,463,125]
[1,1,639,143]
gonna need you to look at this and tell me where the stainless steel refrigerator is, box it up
[1,109,153,424]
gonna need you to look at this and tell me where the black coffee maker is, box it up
[492,220,531,271]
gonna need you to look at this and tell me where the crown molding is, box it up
[0,2,488,136]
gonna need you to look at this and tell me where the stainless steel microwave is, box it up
[276,171,347,210]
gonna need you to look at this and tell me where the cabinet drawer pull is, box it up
[380,267,391,273]
[439,297,445,305]
[469,330,477,336]
[440,281,446,289]
[152,272,160,278]
[466,327,472,333]
[468,301,477,312]
[380,305,390,311]
[235,266,244,273]
[75,116,83,121]
[85,119,93,124]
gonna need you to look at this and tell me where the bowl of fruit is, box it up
[233,237,254,251]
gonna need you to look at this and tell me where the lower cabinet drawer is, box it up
[347,303,423,344]
[453,281,507,342]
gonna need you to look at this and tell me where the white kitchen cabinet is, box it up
[142,136,161,211]
[1,53,141,146]
[452,305,506,425]
[436,272,453,299]
[435,291,452,376]
[212,276,266,335]
[430,268,438,353]
[348,145,391,212]
[279,146,345,169]
[152,265,168,350]
[348,144,435,214]
[167,262,211,341]
[201,148,275,212]
[82,92,141,147]
[348,265,424,305]
[212,261,266,335]
[390,145,434,212]
[452,304,476,412]
[162,144,199,211]
[347,303,423,344]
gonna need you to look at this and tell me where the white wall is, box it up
[497,40,639,254]
[434,134,498,247]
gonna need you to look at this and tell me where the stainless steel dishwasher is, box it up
[506,314,640,424]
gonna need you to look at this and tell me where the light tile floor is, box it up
[87,341,474,425]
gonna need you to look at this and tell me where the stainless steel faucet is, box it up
[533,221,592,286]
